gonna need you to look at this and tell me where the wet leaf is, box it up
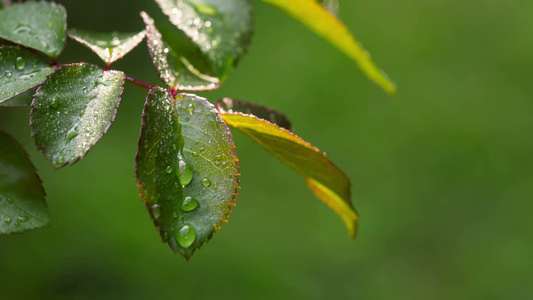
[136,88,239,259]
[31,63,124,168]
[141,12,220,91]
[263,0,396,95]
[0,46,54,104]
[0,130,48,234]
[154,0,253,79]
[68,29,146,64]
[220,111,358,238]
[216,98,292,130]
[0,2,67,58]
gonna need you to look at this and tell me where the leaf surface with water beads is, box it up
[0,46,54,104]
[0,131,48,235]
[68,29,146,64]
[154,0,254,80]
[136,89,239,259]
[0,2,67,58]
[141,12,219,91]
[262,0,396,95]
[30,63,125,168]
[218,109,358,238]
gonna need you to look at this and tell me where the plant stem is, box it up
[125,75,158,90]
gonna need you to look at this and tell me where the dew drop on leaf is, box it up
[15,57,26,70]
[4,216,11,223]
[56,157,64,164]
[181,196,200,212]
[176,225,196,248]
[17,215,29,223]
[151,204,161,219]
[49,97,59,109]
[66,125,79,141]
[176,152,193,186]
[185,103,194,114]
[201,178,211,187]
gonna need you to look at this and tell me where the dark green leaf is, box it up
[141,12,220,91]
[0,130,48,234]
[154,0,253,79]
[0,46,54,104]
[221,112,358,238]
[136,88,239,259]
[31,63,125,168]
[68,29,146,64]
[262,0,396,95]
[0,88,35,107]
[216,98,292,130]
[0,2,67,58]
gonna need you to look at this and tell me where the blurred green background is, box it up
[1,0,533,299]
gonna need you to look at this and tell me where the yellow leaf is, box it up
[221,112,359,238]
[263,0,396,95]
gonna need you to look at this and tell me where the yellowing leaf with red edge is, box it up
[263,0,396,95]
[220,112,358,238]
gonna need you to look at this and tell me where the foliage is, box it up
[0,0,394,259]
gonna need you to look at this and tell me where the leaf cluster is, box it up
[0,0,394,259]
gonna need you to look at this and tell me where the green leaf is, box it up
[0,130,48,234]
[0,2,67,58]
[154,0,253,79]
[141,12,220,91]
[0,46,54,104]
[30,63,125,168]
[219,111,358,238]
[68,29,146,64]
[0,88,35,107]
[262,0,396,95]
[136,88,239,259]
[216,98,292,130]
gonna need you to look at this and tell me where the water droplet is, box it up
[5,71,12,78]
[57,157,65,164]
[151,204,161,218]
[181,196,200,212]
[79,110,85,117]
[15,57,25,70]
[88,89,98,99]
[185,103,194,114]
[195,139,200,145]
[165,166,173,174]
[194,3,217,15]
[176,152,193,186]
[7,198,14,204]
[15,221,20,227]
[176,225,196,248]
[17,215,29,223]
[213,182,218,189]
[201,178,211,187]
[50,97,59,109]
[213,155,222,166]
[192,152,199,157]
[4,216,11,223]
[66,125,79,141]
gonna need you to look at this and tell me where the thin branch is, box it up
[125,75,158,90]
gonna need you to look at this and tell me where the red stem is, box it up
[125,75,157,90]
